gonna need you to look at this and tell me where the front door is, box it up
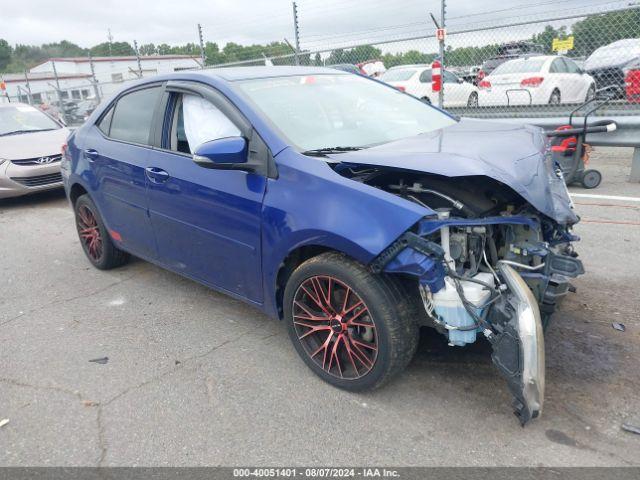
[145,87,267,303]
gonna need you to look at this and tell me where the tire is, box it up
[585,84,596,102]
[284,252,419,391]
[74,194,129,270]
[549,90,561,105]
[581,169,602,189]
[467,92,478,108]
[421,96,431,104]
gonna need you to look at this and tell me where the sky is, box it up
[0,0,628,52]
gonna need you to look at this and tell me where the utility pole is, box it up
[440,0,446,109]
[88,53,101,102]
[133,40,143,77]
[292,1,301,66]
[107,28,113,57]
[197,24,206,69]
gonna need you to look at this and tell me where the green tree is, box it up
[139,43,157,56]
[0,39,11,70]
[90,41,134,56]
[572,9,640,57]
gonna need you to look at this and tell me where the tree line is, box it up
[1,9,637,74]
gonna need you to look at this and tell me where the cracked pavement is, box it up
[1,148,639,466]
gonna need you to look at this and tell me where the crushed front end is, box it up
[340,167,584,425]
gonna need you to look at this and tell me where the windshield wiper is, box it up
[303,146,364,157]
[0,128,55,137]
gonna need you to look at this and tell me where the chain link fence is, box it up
[204,1,640,120]
[2,0,640,125]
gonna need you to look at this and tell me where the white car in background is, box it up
[380,65,479,107]
[478,55,596,106]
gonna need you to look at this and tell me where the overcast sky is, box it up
[0,0,623,51]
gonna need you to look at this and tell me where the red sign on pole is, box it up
[436,28,446,41]
[0,81,6,91]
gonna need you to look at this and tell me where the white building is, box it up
[0,55,202,104]
[0,72,94,104]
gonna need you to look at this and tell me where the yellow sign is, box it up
[552,36,574,52]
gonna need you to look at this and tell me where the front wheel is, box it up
[549,90,561,105]
[284,252,419,391]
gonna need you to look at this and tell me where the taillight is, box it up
[478,80,491,89]
[521,76,544,88]
[477,70,485,81]
[395,85,406,92]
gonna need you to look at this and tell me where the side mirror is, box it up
[193,137,248,169]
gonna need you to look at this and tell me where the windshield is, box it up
[585,39,640,70]
[0,104,60,136]
[236,73,456,151]
[380,68,419,82]
[491,58,545,75]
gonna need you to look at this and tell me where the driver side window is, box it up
[169,94,241,154]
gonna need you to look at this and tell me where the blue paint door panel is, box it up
[145,150,266,302]
[84,128,156,259]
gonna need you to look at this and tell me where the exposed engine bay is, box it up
[334,165,585,425]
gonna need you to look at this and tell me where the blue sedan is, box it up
[62,67,583,425]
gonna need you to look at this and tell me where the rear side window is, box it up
[419,70,432,83]
[109,86,162,145]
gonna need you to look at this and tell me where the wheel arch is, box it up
[69,182,89,206]
[272,237,373,320]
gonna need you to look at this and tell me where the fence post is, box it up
[631,147,640,183]
[439,0,446,109]
[292,1,301,65]
[88,53,101,103]
[134,40,143,77]
[23,71,33,105]
[51,60,67,124]
[197,24,206,69]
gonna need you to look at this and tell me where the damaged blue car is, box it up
[62,67,584,425]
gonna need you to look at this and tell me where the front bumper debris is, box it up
[490,263,545,425]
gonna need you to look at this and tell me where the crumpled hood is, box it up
[330,118,577,224]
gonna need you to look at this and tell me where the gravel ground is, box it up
[0,147,639,467]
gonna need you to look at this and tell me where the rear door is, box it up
[83,84,164,259]
[145,82,268,303]
[563,57,589,102]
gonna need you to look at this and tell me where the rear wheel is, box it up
[74,194,129,270]
[421,96,431,104]
[549,90,561,105]
[467,92,478,108]
[284,252,419,391]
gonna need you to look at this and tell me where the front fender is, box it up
[260,149,429,317]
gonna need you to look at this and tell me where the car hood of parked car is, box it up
[327,118,577,224]
[0,127,69,160]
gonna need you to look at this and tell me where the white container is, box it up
[432,272,494,346]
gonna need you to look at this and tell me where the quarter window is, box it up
[109,86,162,145]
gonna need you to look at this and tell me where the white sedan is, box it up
[478,55,596,106]
[380,65,479,107]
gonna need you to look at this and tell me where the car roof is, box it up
[197,66,349,81]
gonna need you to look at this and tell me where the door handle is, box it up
[145,167,170,183]
[84,149,99,161]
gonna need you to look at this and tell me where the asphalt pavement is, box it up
[1,147,639,466]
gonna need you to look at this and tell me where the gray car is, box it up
[0,102,70,199]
